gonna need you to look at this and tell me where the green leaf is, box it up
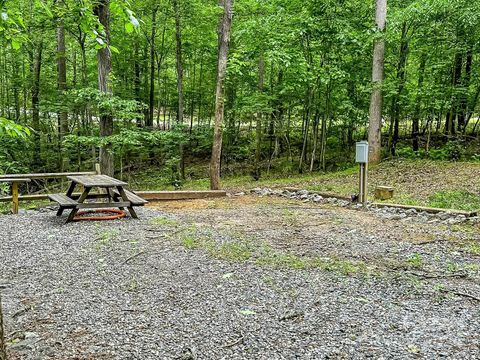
[11,39,20,50]
[125,22,134,33]
[110,45,119,54]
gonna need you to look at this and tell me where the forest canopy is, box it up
[0,0,479,184]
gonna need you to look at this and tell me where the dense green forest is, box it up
[0,0,479,187]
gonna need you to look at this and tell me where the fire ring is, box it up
[73,209,126,221]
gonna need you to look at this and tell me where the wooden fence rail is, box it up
[0,165,99,213]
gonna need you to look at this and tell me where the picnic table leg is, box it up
[116,186,138,219]
[58,181,77,216]
[11,181,19,215]
[66,187,91,223]
[108,188,124,210]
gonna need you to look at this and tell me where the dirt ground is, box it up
[1,195,479,359]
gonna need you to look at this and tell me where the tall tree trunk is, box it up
[447,51,462,135]
[253,53,265,180]
[133,41,142,127]
[367,0,387,164]
[412,53,426,151]
[173,0,185,179]
[210,0,234,190]
[57,18,69,170]
[32,42,43,168]
[148,7,158,127]
[94,0,114,176]
[390,21,409,156]
[173,0,184,124]
[459,46,473,133]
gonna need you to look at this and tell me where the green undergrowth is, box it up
[427,191,480,212]
[131,158,480,212]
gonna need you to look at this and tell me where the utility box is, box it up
[356,141,369,163]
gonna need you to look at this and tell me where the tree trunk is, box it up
[133,41,142,127]
[148,7,158,128]
[57,19,69,170]
[390,21,409,156]
[447,51,462,135]
[173,0,185,179]
[32,42,43,168]
[367,0,387,164]
[412,53,426,152]
[173,0,184,124]
[253,53,265,180]
[94,0,114,176]
[458,47,473,133]
[210,0,234,190]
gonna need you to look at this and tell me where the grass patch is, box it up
[257,244,368,275]
[208,241,253,261]
[406,253,423,269]
[427,191,480,211]
[467,241,480,256]
[175,228,368,276]
[150,216,179,226]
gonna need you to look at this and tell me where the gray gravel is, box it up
[1,205,479,359]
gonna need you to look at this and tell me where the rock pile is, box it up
[248,187,479,225]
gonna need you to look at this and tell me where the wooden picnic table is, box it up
[48,175,147,223]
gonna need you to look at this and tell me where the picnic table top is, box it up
[67,175,128,188]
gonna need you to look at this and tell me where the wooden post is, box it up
[0,295,6,360]
[95,163,101,175]
[11,181,19,214]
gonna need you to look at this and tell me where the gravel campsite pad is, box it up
[1,196,479,359]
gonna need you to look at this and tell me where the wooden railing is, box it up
[0,164,100,212]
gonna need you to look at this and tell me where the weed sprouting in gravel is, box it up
[467,241,480,255]
[95,228,120,251]
[150,216,179,226]
[407,253,424,269]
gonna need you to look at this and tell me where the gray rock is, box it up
[405,208,417,215]
[438,212,450,220]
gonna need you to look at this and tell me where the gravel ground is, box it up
[1,199,479,359]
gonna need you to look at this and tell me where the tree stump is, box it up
[0,296,5,360]
[375,186,394,200]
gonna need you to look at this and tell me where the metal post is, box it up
[356,141,369,205]
[359,163,368,204]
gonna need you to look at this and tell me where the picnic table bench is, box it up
[48,174,147,223]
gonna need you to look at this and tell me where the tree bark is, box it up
[57,18,69,170]
[390,21,408,156]
[173,0,185,179]
[147,7,158,128]
[412,53,426,152]
[253,53,265,180]
[32,42,43,168]
[367,0,387,164]
[210,0,234,190]
[173,0,184,124]
[94,0,114,176]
